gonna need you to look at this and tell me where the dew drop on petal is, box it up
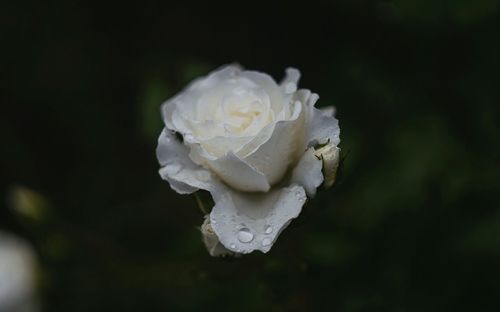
[264,225,273,234]
[230,243,236,249]
[237,228,254,243]
[262,238,272,247]
[294,190,306,202]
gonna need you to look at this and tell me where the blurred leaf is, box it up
[9,186,51,224]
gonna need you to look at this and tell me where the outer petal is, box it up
[291,147,324,196]
[209,184,307,254]
[292,90,340,149]
[280,67,301,94]
[156,128,224,194]
[307,106,340,147]
[187,64,242,92]
[320,105,336,117]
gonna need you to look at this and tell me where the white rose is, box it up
[157,65,340,255]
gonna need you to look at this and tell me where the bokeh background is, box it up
[1,0,499,311]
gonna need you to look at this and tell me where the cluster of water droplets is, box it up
[226,223,275,251]
[225,187,306,252]
[294,188,306,203]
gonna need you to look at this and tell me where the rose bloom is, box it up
[157,65,340,256]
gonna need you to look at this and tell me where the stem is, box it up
[194,193,207,215]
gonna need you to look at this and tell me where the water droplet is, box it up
[230,243,236,249]
[262,238,272,247]
[264,225,273,234]
[294,190,306,202]
[237,228,254,243]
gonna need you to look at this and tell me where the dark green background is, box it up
[1,0,499,311]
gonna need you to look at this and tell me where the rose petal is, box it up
[185,105,301,192]
[289,90,340,147]
[187,64,243,92]
[161,65,243,135]
[308,106,340,147]
[156,128,224,194]
[240,70,285,115]
[280,67,301,94]
[291,147,324,196]
[232,121,275,158]
[237,100,304,186]
[320,105,336,117]
[209,184,307,254]
[202,150,271,192]
[199,135,253,158]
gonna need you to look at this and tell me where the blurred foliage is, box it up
[1,0,499,311]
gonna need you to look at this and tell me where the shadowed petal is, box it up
[156,128,224,194]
